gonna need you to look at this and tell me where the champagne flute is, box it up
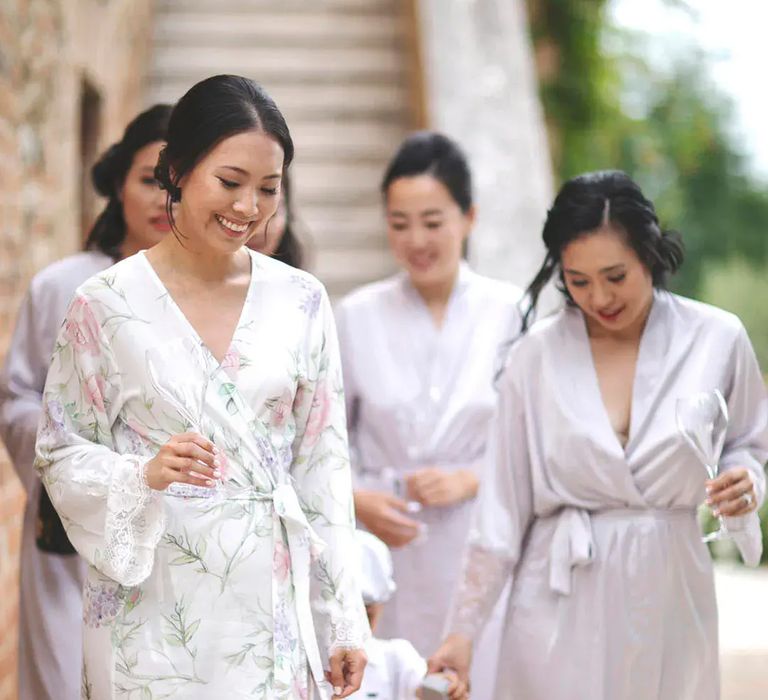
[146,339,217,497]
[675,390,729,542]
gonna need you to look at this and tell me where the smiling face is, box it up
[385,174,473,291]
[121,140,170,252]
[561,224,654,335]
[173,129,285,254]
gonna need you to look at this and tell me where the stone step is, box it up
[146,81,410,122]
[156,0,395,14]
[289,120,405,156]
[146,0,409,297]
[153,11,401,48]
[150,45,405,80]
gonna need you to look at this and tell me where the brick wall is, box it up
[0,2,153,697]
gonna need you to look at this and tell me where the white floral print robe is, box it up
[35,250,369,700]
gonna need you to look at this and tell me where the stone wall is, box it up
[415,0,554,290]
[0,1,154,697]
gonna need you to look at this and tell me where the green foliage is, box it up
[699,258,768,369]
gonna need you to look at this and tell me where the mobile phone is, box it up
[419,673,451,700]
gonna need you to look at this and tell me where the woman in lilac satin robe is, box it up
[336,132,521,698]
[0,104,172,700]
[431,170,767,700]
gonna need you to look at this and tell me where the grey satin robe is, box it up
[336,264,521,698]
[0,251,112,700]
[449,290,768,700]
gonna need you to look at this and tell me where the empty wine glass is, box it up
[675,390,729,542]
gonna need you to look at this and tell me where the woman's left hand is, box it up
[406,467,478,508]
[706,467,758,517]
[326,647,367,698]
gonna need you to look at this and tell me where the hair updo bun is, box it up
[153,147,181,202]
[84,103,173,259]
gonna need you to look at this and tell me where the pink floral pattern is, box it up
[83,374,107,413]
[273,540,292,583]
[301,380,333,447]
[221,346,241,380]
[63,296,102,356]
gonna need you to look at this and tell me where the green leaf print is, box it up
[163,600,201,659]
[164,532,209,573]
[219,382,237,396]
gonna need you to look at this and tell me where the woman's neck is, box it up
[119,237,143,260]
[148,234,248,284]
[411,268,459,327]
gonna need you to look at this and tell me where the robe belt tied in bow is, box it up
[548,506,697,596]
[218,481,330,697]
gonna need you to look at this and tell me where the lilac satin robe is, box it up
[449,290,768,700]
[0,251,112,700]
[336,264,522,698]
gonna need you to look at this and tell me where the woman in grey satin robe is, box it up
[336,132,521,698]
[0,104,172,700]
[430,170,768,700]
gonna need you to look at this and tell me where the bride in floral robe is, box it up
[35,250,368,699]
[35,75,368,700]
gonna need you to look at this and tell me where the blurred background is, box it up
[1,1,766,698]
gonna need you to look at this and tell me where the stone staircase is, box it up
[145,0,416,296]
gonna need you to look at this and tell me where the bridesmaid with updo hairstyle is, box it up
[335,130,523,698]
[0,103,172,700]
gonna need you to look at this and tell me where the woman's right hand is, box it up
[354,490,421,548]
[427,634,473,686]
[144,432,220,491]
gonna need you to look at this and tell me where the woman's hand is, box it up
[415,670,469,700]
[427,633,473,685]
[144,432,220,491]
[442,669,470,700]
[354,490,421,548]
[406,467,478,508]
[706,467,758,517]
[326,647,367,698]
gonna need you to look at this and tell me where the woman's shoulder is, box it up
[496,308,568,384]
[665,292,745,339]
[336,274,402,316]
[29,250,113,298]
[73,252,144,300]
[250,249,328,298]
[465,269,524,307]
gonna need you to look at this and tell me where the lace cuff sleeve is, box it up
[445,544,513,642]
[100,455,165,585]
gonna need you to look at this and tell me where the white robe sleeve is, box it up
[720,323,768,566]
[34,292,165,585]
[446,359,533,642]
[291,289,370,656]
[0,282,53,495]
